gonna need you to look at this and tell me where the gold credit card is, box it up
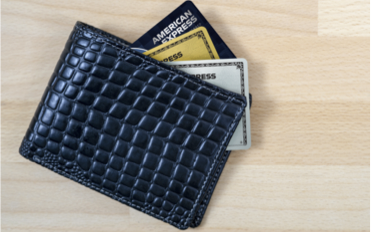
[143,27,220,62]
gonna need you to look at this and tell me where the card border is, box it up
[171,62,248,146]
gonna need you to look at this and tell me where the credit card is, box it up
[144,27,219,62]
[165,59,251,150]
[131,0,236,59]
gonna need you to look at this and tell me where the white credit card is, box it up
[165,58,251,150]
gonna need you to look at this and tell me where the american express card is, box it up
[131,1,236,59]
[143,27,219,62]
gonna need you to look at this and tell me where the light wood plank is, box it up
[319,0,370,36]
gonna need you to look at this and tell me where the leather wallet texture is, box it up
[19,21,246,229]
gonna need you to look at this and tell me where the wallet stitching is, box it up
[23,23,245,229]
[20,147,186,229]
[192,151,230,226]
[76,22,132,48]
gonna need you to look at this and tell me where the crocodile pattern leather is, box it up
[19,22,246,229]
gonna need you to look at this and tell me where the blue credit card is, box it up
[131,0,236,59]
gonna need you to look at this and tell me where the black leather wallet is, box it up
[19,22,246,229]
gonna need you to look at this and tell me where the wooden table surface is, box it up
[2,0,370,231]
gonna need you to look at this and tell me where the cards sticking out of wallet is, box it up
[133,0,252,109]
[131,0,236,59]
[166,59,251,150]
[132,0,253,150]
[143,27,219,62]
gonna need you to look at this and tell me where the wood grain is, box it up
[319,0,370,36]
[2,0,369,231]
